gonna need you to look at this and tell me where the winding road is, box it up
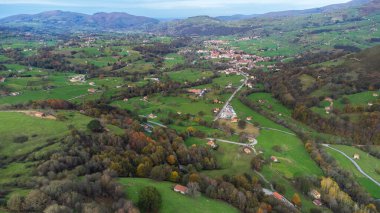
[323,144,380,187]
[206,137,257,146]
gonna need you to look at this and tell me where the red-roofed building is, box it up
[313,199,322,206]
[273,192,283,200]
[174,184,188,195]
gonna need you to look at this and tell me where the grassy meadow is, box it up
[119,178,239,213]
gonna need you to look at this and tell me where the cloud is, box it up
[0,0,77,6]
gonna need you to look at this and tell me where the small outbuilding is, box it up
[310,189,321,200]
[313,199,322,206]
[271,156,279,163]
[353,153,360,160]
[174,184,188,195]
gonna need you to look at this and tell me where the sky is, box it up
[0,0,351,19]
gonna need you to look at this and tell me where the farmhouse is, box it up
[89,82,96,86]
[174,184,188,195]
[187,89,202,95]
[88,88,97,93]
[243,147,252,154]
[34,112,46,118]
[10,92,20,96]
[231,117,239,123]
[70,75,86,83]
[207,140,218,149]
[246,116,252,121]
[0,77,5,83]
[373,93,379,97]
[123,98,129,102]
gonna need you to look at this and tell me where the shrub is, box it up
[272,145,283,153]
[13,135,29,143]
[87,120,104,133]
[138,186,162,212]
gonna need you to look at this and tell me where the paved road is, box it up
[261,127,296,136]
[213,72,248,122]
[206,137,257,146]
[139,115,168,128]
[68,94,87,101]
[147,121,167,128]
[323,144,380,187]
[255,171,274,191]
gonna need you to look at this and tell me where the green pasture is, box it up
[119,178,239,213]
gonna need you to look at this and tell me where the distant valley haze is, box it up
[0,0,352,18]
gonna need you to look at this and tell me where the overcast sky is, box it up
[0,0,351,18]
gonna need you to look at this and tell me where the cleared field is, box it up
[0,73,125,105]
[112,94,226,122]
[163,53,185,68]
[119,178,239,213]
[325,145,380,198]
[0,111,123,158]
[298,74,316,91]
[166,69,213,83]
[311,91,379,117]
[334,91,379,109]
[0,111,92,158]
[192,74,244,89]
[247,92,292,116]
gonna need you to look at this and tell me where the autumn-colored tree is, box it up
[169,171,179,182]
[136,163,151,177]
[186,126,196,137]
[291,193,302,207]
[189,173,200,183]
[167,155,176,165]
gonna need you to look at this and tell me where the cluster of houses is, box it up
[144,77,160,82]
[69,75,86,83]
[187,88,208,97]
[219,104,238,122]
[198,40,272,71]
[235,36,260,41]
[310,189,322,206]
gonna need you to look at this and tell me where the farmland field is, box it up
[247,92,292,116]
[166,69,213,83]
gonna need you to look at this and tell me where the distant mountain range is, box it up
[214,0,372,20]
[0,10,159,31]
[0,0,377,34]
